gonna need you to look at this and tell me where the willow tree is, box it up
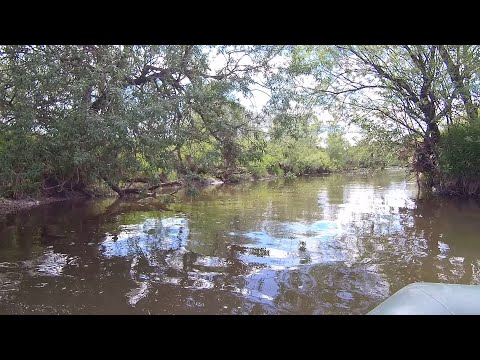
[283,45,480,194]
[0,45,286,198]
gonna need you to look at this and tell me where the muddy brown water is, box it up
[1,170,480,314]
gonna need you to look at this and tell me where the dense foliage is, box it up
[279,45,480,196]
[0,45,285,197]
[2,45,479,199]
[438,123,480,196]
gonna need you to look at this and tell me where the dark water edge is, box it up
[1,169,480,314]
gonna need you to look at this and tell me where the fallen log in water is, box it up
[103,176,183,198]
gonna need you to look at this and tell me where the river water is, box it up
[1,169,480,314]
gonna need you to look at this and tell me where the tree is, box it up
[2,45,479,199]
[0,45,286,197]
[325,123,349,170]
[281,45,480,193]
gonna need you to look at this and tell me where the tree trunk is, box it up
[102,176,181,198]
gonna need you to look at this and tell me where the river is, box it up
[1,169,480,314]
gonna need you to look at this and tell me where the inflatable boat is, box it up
[368,282,480,315]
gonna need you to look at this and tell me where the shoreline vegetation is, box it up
[1,46,479,204]
[0,167,407,216]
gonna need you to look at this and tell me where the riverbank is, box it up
[0,168,405,216]
[0,197,69,216]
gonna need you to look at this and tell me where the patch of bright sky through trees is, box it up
[207,47,361,145]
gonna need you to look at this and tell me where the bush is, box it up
[439,123,480,179]
[0,132,44,198]
[247,139,333,177]
[298,151,331,173]
[437,123,480,196]
[247,161,269,179]
[246,149,283,178]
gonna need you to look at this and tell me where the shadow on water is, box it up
[1,169,480,314]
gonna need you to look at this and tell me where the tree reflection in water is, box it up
[1,170,480,314]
